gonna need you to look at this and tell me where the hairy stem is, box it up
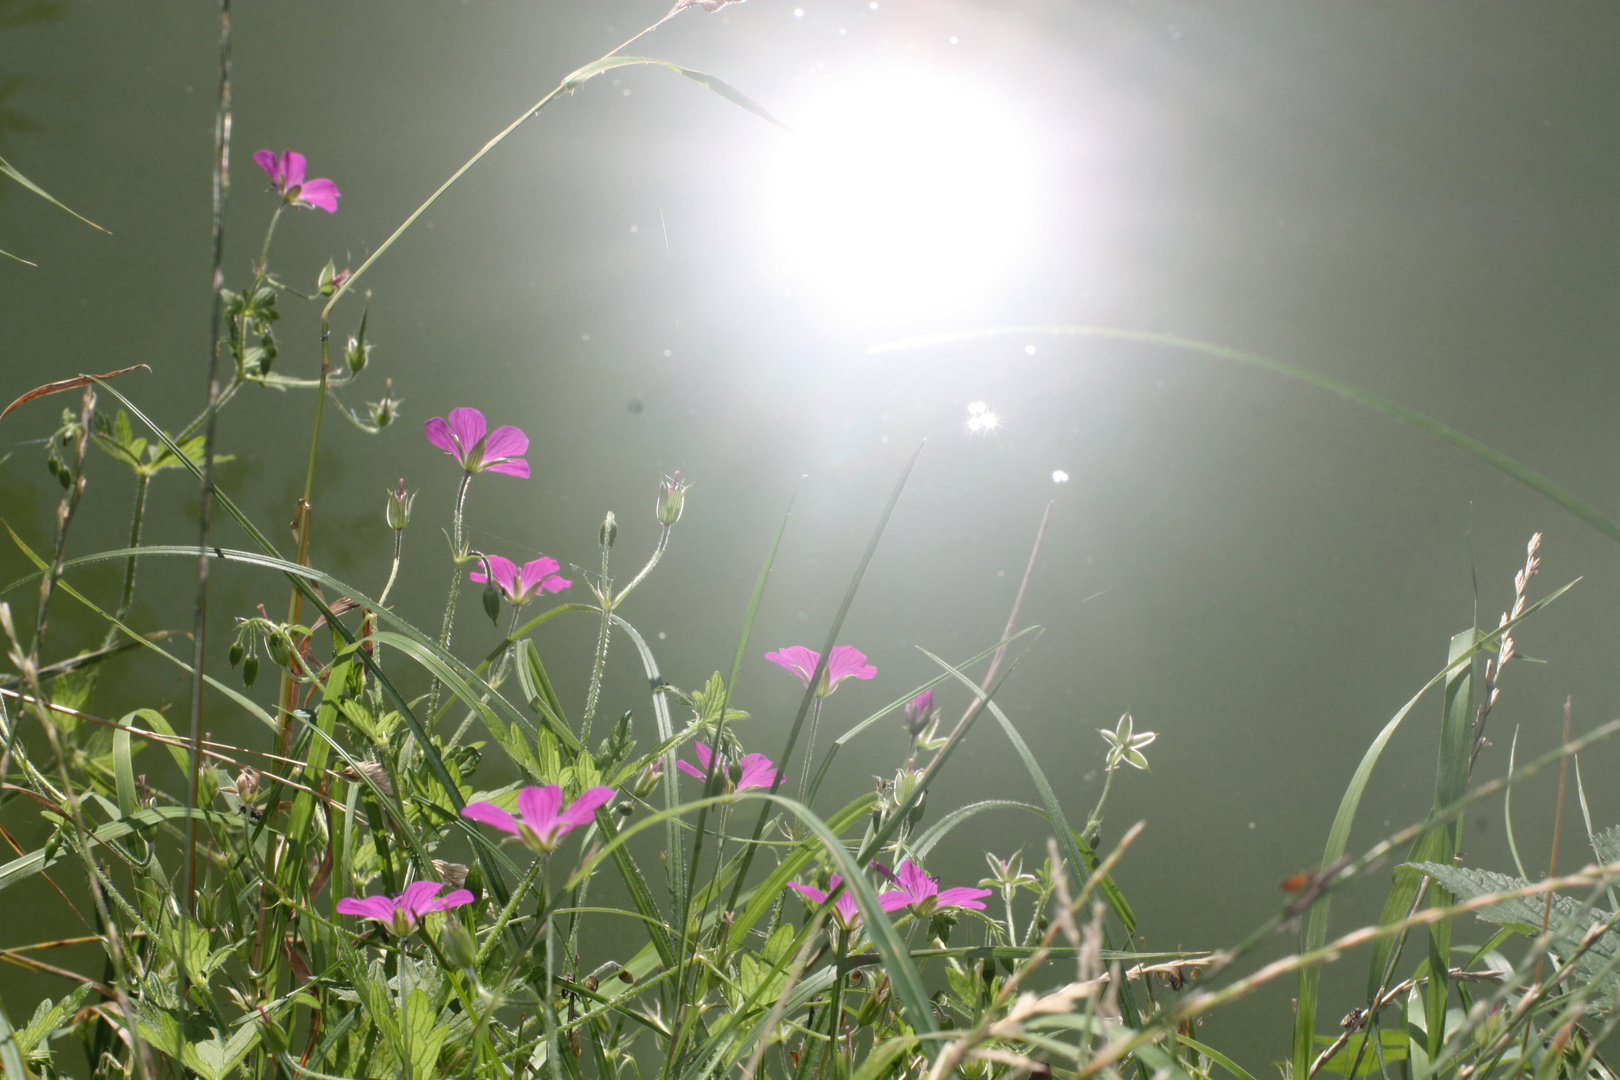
[427,472,474,718]
[100,472,149,652]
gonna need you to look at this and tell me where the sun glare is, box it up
[761,66,1042,328]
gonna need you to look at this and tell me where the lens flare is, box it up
[761,65,1042,329]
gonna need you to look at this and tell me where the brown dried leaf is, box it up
[1,365,149,420]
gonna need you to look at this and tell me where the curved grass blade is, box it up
[868,325,1620,548]
[610,613,687,915]
[1288,583,1576,1077]
[324,54,780,317]
[920,646,1143,1017]
[726,442,924,915]
[0,153,110,232]
[0,806,232,892]
[808,626,1039,801]
[567,789,938,1041]
[913,799,1043,859]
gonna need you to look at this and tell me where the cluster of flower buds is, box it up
[317,259,352,298]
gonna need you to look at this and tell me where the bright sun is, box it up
[760,65,1042,329]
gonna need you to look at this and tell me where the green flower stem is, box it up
[427,471,474,718]
[1081,765,1115,845]
[611,523,670,607]
[580,536,615,743]
[477,855,547,967]
[797,696,824,804]
[99,471,149,652]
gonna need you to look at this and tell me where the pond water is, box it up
[3,1,1620,1069]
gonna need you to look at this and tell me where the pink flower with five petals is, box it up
[335,880,473,936]
[675,741,777,792]
[462,784,615,853]
[470,555,571,605]
[252,149,341,213]
[766,645,876,697]
[424,407,529,477]
[878,859,991,916]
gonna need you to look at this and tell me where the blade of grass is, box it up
[0,153,110,233]
[725,442,924,916]
[868,325,1620,548]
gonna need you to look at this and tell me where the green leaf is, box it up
[0,993,31,1080]
[16,984,91,1063]
[404,988,448,1080]
[691,672,749,725]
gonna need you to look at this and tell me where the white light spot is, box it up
[623,88,632,97]
[967,401,986,414]
[663,348,672,357]
[997,569,1005,577]
[1024,344,1037,355]
[582,333,591,341]
[630,224,639,233]
[658,631,667,640]
[966,402,1000,433]
[839,26,847,35]
[1249,822,1256,829]
[949,35,958,44]
[1051,469,1069,483]
[760,67,1044,328]
[794,6,804,14]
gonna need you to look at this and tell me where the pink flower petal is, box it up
[424,416,460,458]
[675,759,705,780]
[788,880,828,906]
[432,888,475,912]
[558,786,615,828]
[336,895,398,922]
[297,177,340,213]
[878,890,913,913]
[282,150,307,190]
[482,425,529,461]
[518,785,563,832]
[461,801,520,835]
[766,646,821,687]
[538,574,570,592]
[253,149,279,182]
[518,558,561,595]
[448,408,487,456]
[825,646,876,689]
[398,880,447,921]
[469,569,489,584]
[896,860,936,903]
[483,458,530,478]
[936,887,992,911]
[735,753,777,792]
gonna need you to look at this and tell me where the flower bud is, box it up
[441,920,478,972]
[482,578,502,625]
[228,641,244,668]
[599,511,618,550]
[368,379,399,429]
[266,631,292,668]
[633,758,664,797]
[346,335,371,376]
[655,471,689,526]
[317,259,337,297]
[386,479,414,531]
[234,766,261,803]
[242,654,259,687]
[902,690,935,738]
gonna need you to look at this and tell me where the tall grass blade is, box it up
[868,325,1620,548]
[0,153,110,233]
[726,442,924,913]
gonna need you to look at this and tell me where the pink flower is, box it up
[470,555,570,605]
[424,407,530,477]
[788,875,893,931]
[878,859,991,917]
[335,880,473,936]
[766,645,876,697]
[462,784,615,853]
[252,149,341,213]
[675,741,777,793]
